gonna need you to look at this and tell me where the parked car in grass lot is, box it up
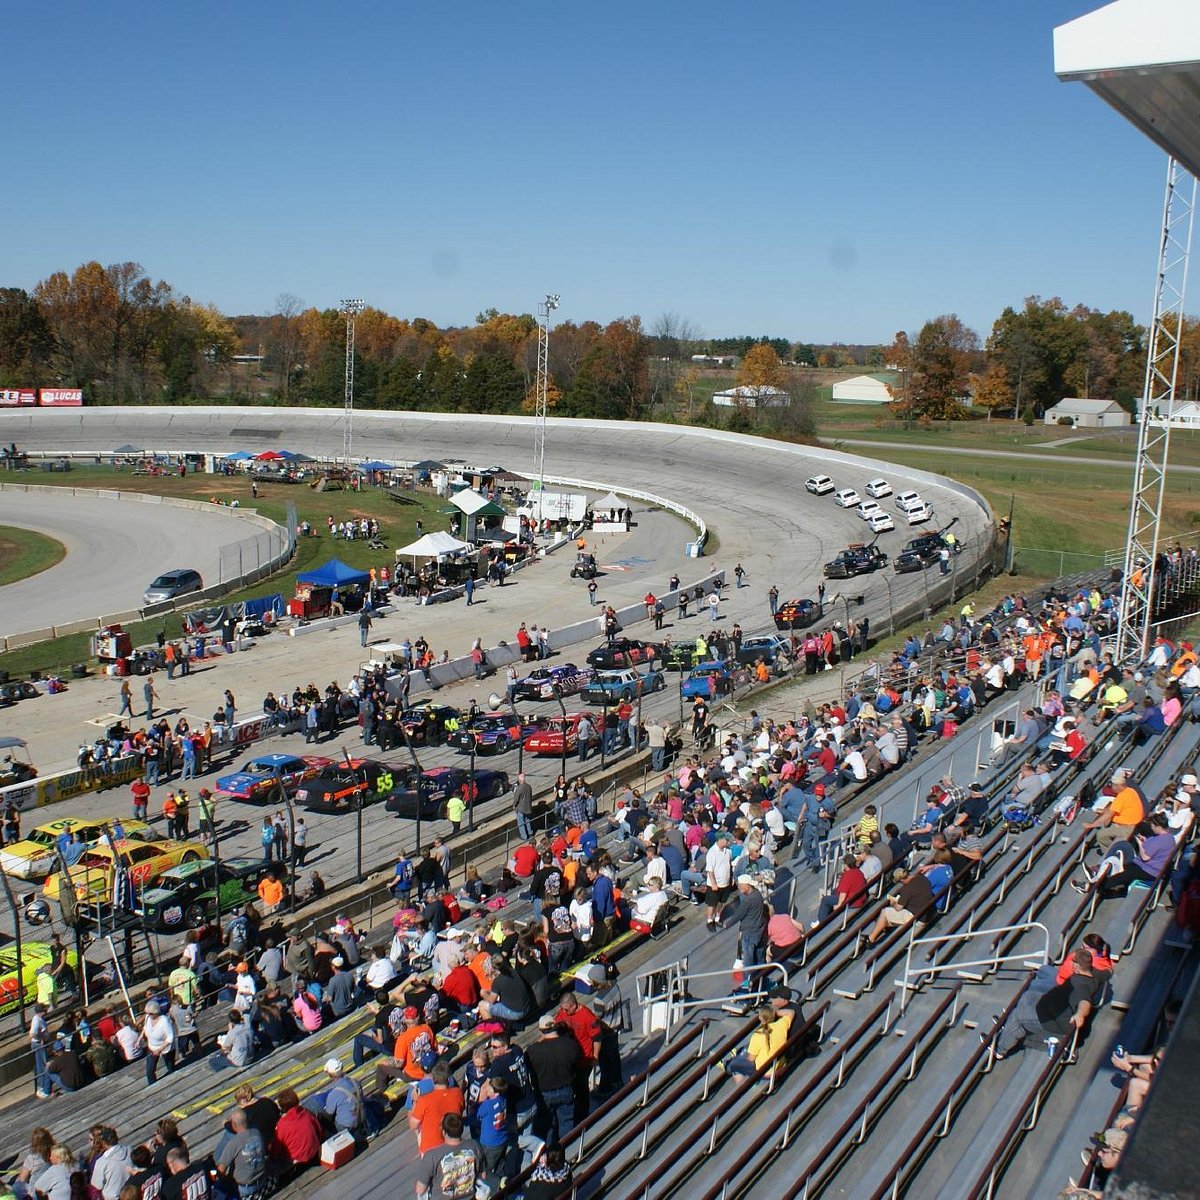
[449,713,545,755]
[582,667,665,703]
[823,544,889,579]
[43,838,209,903]
[680,661,736,699]
[864,478,893,498]
[586,638,664,670]
[295,758,405,813]
[216,753,333,802]
[1,817,153,880]
[385,765,510,819]
[524,714,606,756]
[513,663,595,701]
[773,598,820,631]
[834,488,861,508]
[0,943,79,1017]
[805,474,836,495]
[137,857,288,932]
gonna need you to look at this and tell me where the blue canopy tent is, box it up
[296,559,371,589]
[359,460,396,472]
[224,450,254,460]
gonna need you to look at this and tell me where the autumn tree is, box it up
[0,289,53,385]
[893,315,979,420]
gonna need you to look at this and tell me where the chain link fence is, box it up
[1010,546,1108,579]
[217,501,297,587]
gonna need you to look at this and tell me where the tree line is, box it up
[5,260,1200,427]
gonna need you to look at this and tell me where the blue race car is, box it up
[680,661,735,699]
[216,753,332,802]
[581,667,666,704]
[448,713,548,755]
[513,663,595,701]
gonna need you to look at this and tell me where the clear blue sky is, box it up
[7,0,1166,343]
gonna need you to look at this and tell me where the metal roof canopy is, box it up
[1054,0,1200,177]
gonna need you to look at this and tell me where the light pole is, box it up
[490,691,525,774]
[534,293,560,494]
[468,733,478,833]
[551,684,569,785]
[342,746,364,883]
[340,298,365,464]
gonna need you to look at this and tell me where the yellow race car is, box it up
[0,943,79,1016]
[43,838,209,903]
[1,817,153,881]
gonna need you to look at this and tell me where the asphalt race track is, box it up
[0,488,251,636]
[1,406,995,624]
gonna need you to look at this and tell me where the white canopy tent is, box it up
[394,530,472,558]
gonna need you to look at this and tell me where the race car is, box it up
[216,753,333,802]
[773,598,820,631]
[1,816,153,880]
[680,661,736,699]
[586,638,664,670]
[0,942,79,1017]
[581,667,666,704]
[664,643,703,672]
[735,635,792,668]
[43,837,210,903]
[391,705,463,747]
[136,857,288,932]
[295,759,405,813]
[524,713,606,757]
[448,713,545,755]
[513,663,595,701]
[386,765,511,819]
[823,544,888,579]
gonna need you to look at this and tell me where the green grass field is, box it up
[0,525,66,588]
[0,468,446,678]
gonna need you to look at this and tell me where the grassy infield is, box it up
[4,394,1200,676]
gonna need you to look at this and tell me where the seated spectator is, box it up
[865,868,934,945]
[306,1059,367,1136]
[1073,815,1176,896]
[270,1088,322,1167]
[1084,770,1147,851]
[209,1010,254,1072]
[991,949,1103,1058]
[724,1006,788,1082]
[630,881,670,933]
[815,854,867,926]
[1110,1046,1162,1115]
[767,911,806,961]
[212,1108,266,1200]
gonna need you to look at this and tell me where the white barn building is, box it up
[1042,398,1131,428]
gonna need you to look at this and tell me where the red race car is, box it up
[524,713,607,756]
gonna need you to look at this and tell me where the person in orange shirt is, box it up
[1083,769,1147,851]
[257,871,285,913]
[374,1006,438,1096]
[408,1060,464,1154]
[467,946,495,994]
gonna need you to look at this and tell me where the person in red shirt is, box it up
[511,842,539,877]
[440,963,481,1014]
[554,991,601,1066]
[271,1088,322,1166]
[816,854,868,925]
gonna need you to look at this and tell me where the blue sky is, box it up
[6,1,1166,343]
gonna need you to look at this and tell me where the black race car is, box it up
[894,532,945,573]
[385,766,511,820]
[294,758,405,813]
[586,638,664,670]
[823,543,888,579]
[773,599,820,631]
[137,857,288,933]
[387,705,463,748]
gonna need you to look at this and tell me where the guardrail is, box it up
[0,485,296,652]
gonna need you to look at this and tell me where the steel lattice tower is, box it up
[340,298,365,464]
[534,293,560,492]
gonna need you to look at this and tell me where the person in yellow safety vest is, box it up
[444,714,461,736]
[695,634,708,659]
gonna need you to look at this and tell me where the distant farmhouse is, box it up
[1042,398,1130,428]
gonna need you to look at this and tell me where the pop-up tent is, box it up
[296,558,371,588]
[394,531,472,558]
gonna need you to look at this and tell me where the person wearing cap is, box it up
[304,1059,366,1135]
[232,962,257,1014]
[142,1000,177,1084]
[525,1015,582,1142]
[374,1006,438,1097]
[324,956,357,1018]
[1064,1127,1128,1197]
[1083,772,1147,851]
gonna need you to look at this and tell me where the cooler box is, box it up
[320,1131,356,1169]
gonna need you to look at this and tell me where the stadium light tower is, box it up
[340,298,366,463]
[534,293,560,493]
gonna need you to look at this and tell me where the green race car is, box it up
[136,857,288,932]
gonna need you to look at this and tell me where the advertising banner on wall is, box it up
[0,389,36,406]
[37,388,84,407]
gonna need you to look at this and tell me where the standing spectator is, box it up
[142,1001,176,1084]
[30,1002,52,1099]
[704,834,733,932]
[511,773,534,841]
[358,607,373,647]
[525,1016,582,1142]
[414,1114,484,1200]
[722,877,769,990]
[409,1061,465,1155]
[143,678,158,722]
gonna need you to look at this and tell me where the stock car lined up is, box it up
[524,713,606,756]
[585,639,664,670]
[294,759,404,813]
[735,635,792,668]
[513,663,595,701]
[137,857,289,932]
[0,943,80,1017]
[581,667,665,703]
[773,598,820,631]
[449,712,547,755]
[0,817,153,880]
[680,661,736,699]
[42,837,210,904]
[216,753,332,802]
[385,765,511,819]
[389,705,463,747]
[823,543,888,579]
